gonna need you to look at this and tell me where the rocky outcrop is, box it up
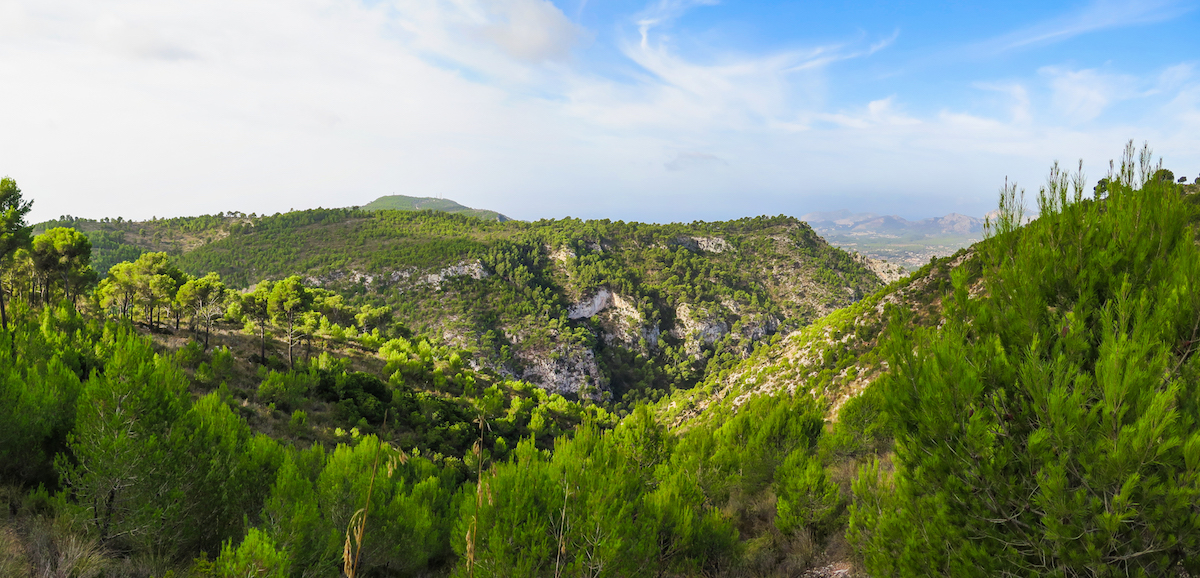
[735,313,780,342]
[598,292,660,349]
[672,303,730,357]
[419,260,489,289]
[853,253,906,284]
[671,236,732,254]
[308,261,490,292]
[568,288,613,319]
[516,345,606,398]
[568,288,660,350]
[550,246,576,264]
[692,236,731,253]
[306,269,380,288]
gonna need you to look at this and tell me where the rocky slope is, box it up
[40,209,886,403]
[662,248,978,427]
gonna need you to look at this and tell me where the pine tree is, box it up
[0,176,33,332]
[849,145,1200,576]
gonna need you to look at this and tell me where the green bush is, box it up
[821,384,891,458]
[257,370,314,411]
[288,410,308,437]
[848,147,1200,576]
[175,339,206,369]
[197,528,289,578]
[211,346,234,379]
[195,361,215,385]
[774,450,840,538]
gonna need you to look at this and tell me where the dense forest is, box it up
[36,202,883,410]
[3,141,1200,577]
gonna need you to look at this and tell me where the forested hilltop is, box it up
[359,194,511,222]
[4,141,1200,577]
[35,203,884,408]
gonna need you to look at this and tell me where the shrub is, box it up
[774,450,841,538]
[849,146,1200,576]
[211,346,234,379]
[257,370,314,411]
[198,528,289,578]
[175,340,206,369]
[288,410,308,437]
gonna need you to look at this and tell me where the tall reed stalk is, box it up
[343,410,389,578]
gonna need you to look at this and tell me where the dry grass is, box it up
[4,512,188,578]
[1,525,31,577]
[20,517,107,578]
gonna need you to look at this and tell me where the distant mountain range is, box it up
[800,210,985,271]
[800,210,984,238]
[360,194,511,222]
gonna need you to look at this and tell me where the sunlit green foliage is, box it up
[849,145,1200,576]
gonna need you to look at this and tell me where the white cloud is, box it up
[1041,66,1141,123]
[974,82,1032,124]
[477,0,587,62]
[815,97,920,129]
[985,0,1191,52]
[0,0,1196,226]
[634,0,719,42]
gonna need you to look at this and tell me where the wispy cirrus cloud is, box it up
[0,0,1197,225]
[980,0,1194,52]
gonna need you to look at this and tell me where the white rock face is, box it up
[305,269,378,288]
[419,260,489,289]
[692,236,731,253]
[517,345,605,397]
[550,246,576,264]
[672,302,730,357]
[598,292,660,349]
[568,288,613,319]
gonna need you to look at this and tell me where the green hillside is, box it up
[654,148,1200,574]
[4,144,1200,576]
[31,208,884,408]
[359,194,511,221]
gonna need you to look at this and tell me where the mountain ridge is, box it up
[359,194,511,221]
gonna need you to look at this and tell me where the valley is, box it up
[801,210,985,271]
[3,149,1200,577]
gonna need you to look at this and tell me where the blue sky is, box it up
[2,0,1198,223]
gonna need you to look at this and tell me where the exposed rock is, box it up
[305,269,380,288]
[736,313,779,341]
[419,260,489,289]
[517,345,606,398]
[569,288,661,350]
[853,253,906,284]
[672,303,729,357]
[550,246,576,264]
[691,236,731,253]
[568,288,612,319]
[596,292,660,349]
[671,235,732,254]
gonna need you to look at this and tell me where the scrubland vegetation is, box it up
[2,141,1199,576]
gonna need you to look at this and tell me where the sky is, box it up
[2,0,1199,224]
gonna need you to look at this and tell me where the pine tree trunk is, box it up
[287,317,295,370]
[62,272,72,311]
[0,281,8,333]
